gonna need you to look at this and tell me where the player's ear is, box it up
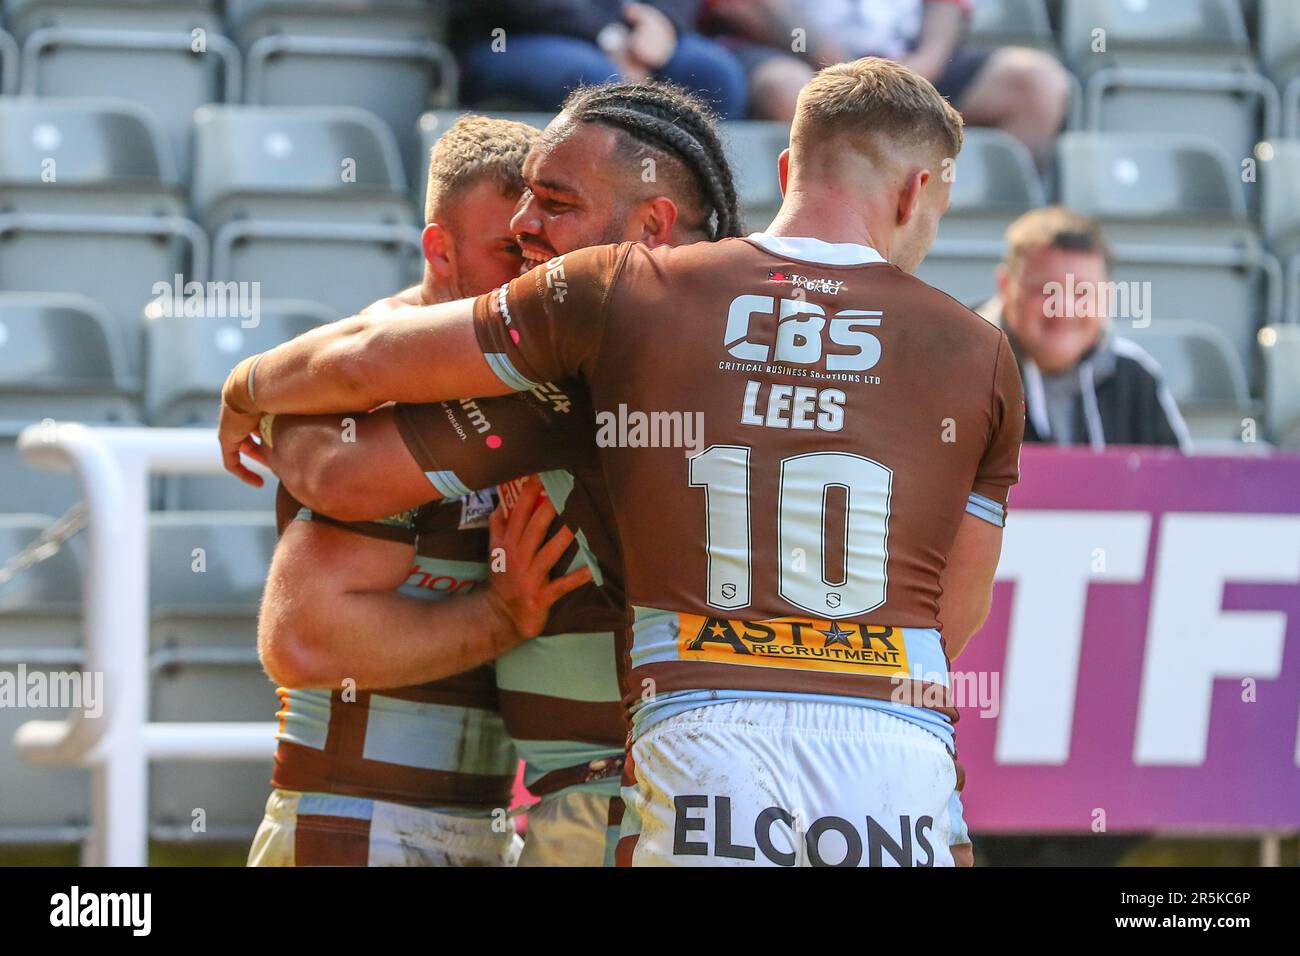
[995,262,1011,300]
[896,169,927,227]
[422,222,462,299]
[639,196,679,247]
[778,148,790,196]
[423,223,454,276]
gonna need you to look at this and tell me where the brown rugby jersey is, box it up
[392,400,629,796]
[469,235,1025,740]
[270,484,518,810]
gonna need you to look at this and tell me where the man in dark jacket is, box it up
[982,206,1190,451]
[453,1,747,118]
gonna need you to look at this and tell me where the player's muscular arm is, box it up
[244,406,439,519]
[220,298,509,484]
[937,512,1004,660]
[259,484,591,689]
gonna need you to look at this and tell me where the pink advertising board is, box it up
[957,446,1300,832]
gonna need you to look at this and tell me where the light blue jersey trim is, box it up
[966,491,1006,527]
[424,469,472,498]
[297,793,375,820]
[631,688,956,753]
[484,351,540,392]
[949,790,970,845]
[362,695,517,776]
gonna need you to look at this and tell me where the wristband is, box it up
[246,353,264,407]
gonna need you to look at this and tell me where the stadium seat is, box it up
[0,292,141,516]
[968,0,1056,50]
[147,512,278,841]
[0,292,137,421]
[1121,319,1255,444]
[235,1,455,181]
[0,96,184,215]
[191,104,413,228]
[942,127,1047,239]
[147,297,336,512]
[1260,139,1300,321]
[225,0,445,46]
[1064,0,1278,169]
[193,105,422,321]
[2,0,221,37]
[1258,0,1300,135]
[18,25,240,176]
[721,120,790,234]
[1057,132,1280,378]
[0,98,207,380]
[1259,324,1300,446]
[0,515,90,845]
[417,107,549,207]
[145,297,335,426]
[0,27,17,94]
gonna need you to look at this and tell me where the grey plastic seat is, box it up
[1062,0,1256,76]
[1058,132,1277,377]
[940,128,1047,241]
[417,107,549,208]
[969,0,1055,49]
[0,515,90,844]
[194,105,421,324]
[0,98,207,379]
[0,28,17,94]
[0,96,183,215]
[0,292,137,421]
[226,0,444,46]
[19,26,240,177]
[1064,0,1276,168]
[146,511,278,841]
[1261,140,1300,322]
[192,104,414,228]
[0,292,141,515]
[2,0,220,38]
[1258,0,1300,102]
[719,120,790,233]
[1119,321,1249,406]
[145,297,335,426]
[235,1,455,181]
[149,297,333,512]
[1258,325,1300,446]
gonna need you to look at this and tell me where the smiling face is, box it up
[1000,245,1109,375]
[509,116,662,270]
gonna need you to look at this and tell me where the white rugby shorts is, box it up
[247,789,522,867]
[618,698,957,867]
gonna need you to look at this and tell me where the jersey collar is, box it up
[746,232,887,266]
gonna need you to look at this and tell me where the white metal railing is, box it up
[15,422,277,867]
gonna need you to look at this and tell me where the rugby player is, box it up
[247,83,742,866]
[246,117,588,867]
[223,62,1016,866]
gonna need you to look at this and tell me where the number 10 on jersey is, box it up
[688,445,893,619]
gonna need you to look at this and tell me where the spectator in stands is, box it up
[453,1,748,119]
[983,206,1191,450]
[703,0,1069,163]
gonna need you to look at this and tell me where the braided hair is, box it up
[559,81,744,241]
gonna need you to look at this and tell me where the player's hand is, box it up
[625,3,678,70]
[486,478,592,640]
[218,387,265,487]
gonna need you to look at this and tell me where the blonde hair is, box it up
[792,56,965,162]
[424,115,539,224]
[1003,205,1111,276]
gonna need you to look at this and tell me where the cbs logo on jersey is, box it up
[724,294,882,371]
